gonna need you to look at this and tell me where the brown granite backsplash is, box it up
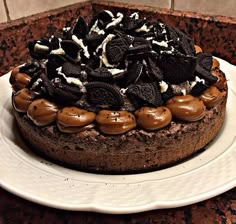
[0,1,235,76]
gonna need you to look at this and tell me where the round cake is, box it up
[10,10,227,173]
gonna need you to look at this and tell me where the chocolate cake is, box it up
[9,10,227,173]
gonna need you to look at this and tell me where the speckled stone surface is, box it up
[0,186,236,223]
[0,1,236,223]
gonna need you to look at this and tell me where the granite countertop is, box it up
[0,1,236,223]
[0,186,236,223]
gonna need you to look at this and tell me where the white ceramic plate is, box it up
[0,57,236,214]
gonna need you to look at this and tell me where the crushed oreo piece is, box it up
[196,53,213,71]
[191,82,208,96]
[62,62,81,78]
[159,54,196,84]
[72,16,89,38]
[85,33,104,51]
[85,82,124,109]
[106,37,129,64]
[121,61,143,87]
[49,36,60,51]
[47,54,66,78]
[87,67,113,82]
[91,10,114,29]
[161,85,174,101]
[145,57,163,81]
[61,40,82,59]
[127,82,163,108]
[123,18,144,32]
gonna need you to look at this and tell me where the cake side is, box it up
[13,94,226,173]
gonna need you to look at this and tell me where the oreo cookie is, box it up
[87,67,113,82]
[72,16,89,38]
[62,62,81,78]
[40,72,82,103]
[145,57,163,81]
[195,53,217,84]
[123,18,144,32]
[46,54,66,78]
[126,82,163,108]
[161,85,174,101]
[90,10,114,29]
[167,26,195,56]
[121,61,143,87]
[28,40,50,60]
[196,53,213,71]
[61,40,82,59]
[159,54,196,84]
[190,82,208,96]
[106,37,129,64]
[85,33,104,51]
[85,82,124,109]
[49,36,60,51]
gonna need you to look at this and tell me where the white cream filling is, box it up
[135,24,153,33]
[106,12,123,29]
[50,48,65,55]
[34,43,49,53]
[89,20,105,35]
[129,12,139,20]
[96,34,115,68]
[107,68,125,75]
[104,10,114,18]
[152,40,169,48]
[159,81,168,93]
[191,76,206,88]
[56,67,83,88]
[72,35,90,59]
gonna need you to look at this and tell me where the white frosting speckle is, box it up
[129,12,139,20]
[108,68,125,75]
[152,40,169,48]
[135,24,153,33]
[104,10,114,18]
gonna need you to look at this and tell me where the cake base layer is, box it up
[13,96,226,174]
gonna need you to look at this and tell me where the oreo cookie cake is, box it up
[10,10,227,173]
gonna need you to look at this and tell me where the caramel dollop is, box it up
[96,110,136,135]
[134,106,172,130]
[10,72,31,91]
[194,45,203,53]
[166,95,205,122]
[13,88,36,112]
[200,86,226,108]
[211,70,227,90]
[57,107,96,133]
[27,99,59,126]
[212,58,220,70]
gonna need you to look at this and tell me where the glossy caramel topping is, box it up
[27,99,59,126]
[194,45,203,53]
[200,86,226,108]
[13,88,36,113]
[211,70,227,90]
[212,58,220,70]
[96,110,136,135]
[57,107,96,133]
[10,72,31,91]
[134,106,172,130]
[166,95,205,122]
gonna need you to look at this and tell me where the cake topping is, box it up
[10,72,31,92]
[134,106,172,130]
[13,88,36,113]
[199,86,226,108]
[96,110,136,135]
[85,82,124,109]
[127,82,163,108]
[57,107,96,133]
[166,95,205,122]
[211,70,227,90]
[212,58,220,70]
[194,45,203,53]
[27,99,59,126]
[87,67,113,82]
